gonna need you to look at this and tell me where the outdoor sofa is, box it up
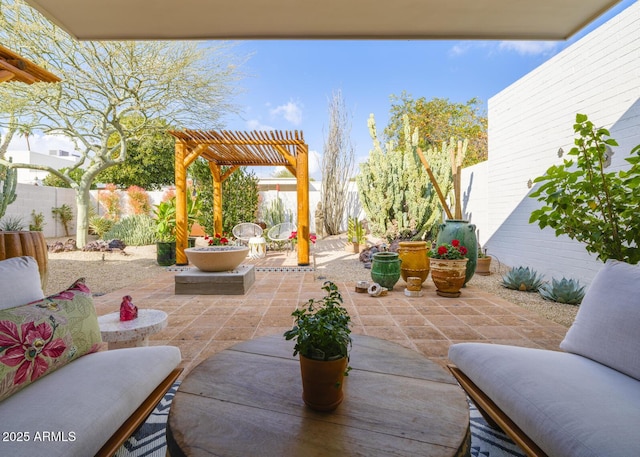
[448,259,640,457]
[0,256,182,457]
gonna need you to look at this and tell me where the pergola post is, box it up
[296,143,310,266]
[209,163,224,235]
[175,141,189,265]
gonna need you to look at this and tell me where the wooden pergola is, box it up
[168,129,310,267]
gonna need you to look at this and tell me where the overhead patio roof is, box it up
[24,0,621,41]
[0,44,60,84]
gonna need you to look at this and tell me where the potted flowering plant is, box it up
[205,233,230,246]
[288,231,317,249]
[428,239,469,297]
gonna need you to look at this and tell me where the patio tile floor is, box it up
[92,265,569,378]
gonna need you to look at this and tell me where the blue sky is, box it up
[221,0,635,178]
[7,0,635,180]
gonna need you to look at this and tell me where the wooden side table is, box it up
[167,334,470,457]
[98,309,168,350]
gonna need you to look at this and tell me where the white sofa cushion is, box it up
[0,256,44,310]
[560,259,640,381]
[0,345,181,457]
[449,343,640,457]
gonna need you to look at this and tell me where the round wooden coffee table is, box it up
[167,334,470,457]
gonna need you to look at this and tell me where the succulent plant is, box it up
[501,266,545,292]
[538,277,586,305]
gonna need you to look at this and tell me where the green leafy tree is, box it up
[530,113,640,264]
[385,93,487,166]
[190,160,260,234]
[42,167,89,188]
[0,0,245,247]
[96,118,176,190]
[357,114,452,240]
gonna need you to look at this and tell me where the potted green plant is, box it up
[346,217,366,253]
[154,193,201,265]
[284,281,352,412]
[476,247,492,276]
[428,239,469,297]
[530,113,640,264]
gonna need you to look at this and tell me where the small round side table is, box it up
[98,309,168,350]
[248,236,266,259]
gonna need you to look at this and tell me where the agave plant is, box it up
[501,266,545,292]
[538,277,586,305]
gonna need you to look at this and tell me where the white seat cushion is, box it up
[0,345,181,457]
[449,343,640,457]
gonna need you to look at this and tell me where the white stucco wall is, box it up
[472,2,640,284]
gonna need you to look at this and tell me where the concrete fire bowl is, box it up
[185,246,249,272]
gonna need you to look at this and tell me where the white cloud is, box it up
[498,41,560,56]
[270,100,303,125]
[246,119,275,131]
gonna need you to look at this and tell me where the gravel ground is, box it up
[46,235,578,327]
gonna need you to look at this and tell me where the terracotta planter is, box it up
[430,258,469,298]
[299,355,348,412]
[0,231,48,288]
[436,219,478,285]
[476,256,492,276]
[397,241,430,284]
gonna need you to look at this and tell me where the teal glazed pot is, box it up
[436,219,478,285]
[371,252,402,290]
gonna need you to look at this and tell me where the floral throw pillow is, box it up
[0,278,103,401]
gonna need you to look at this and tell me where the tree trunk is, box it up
[75,187,90,248]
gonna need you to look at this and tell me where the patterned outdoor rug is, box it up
[115,382,526,457]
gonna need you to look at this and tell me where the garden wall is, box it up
[464,1,640,283]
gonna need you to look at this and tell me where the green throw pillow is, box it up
[0,278,103,401]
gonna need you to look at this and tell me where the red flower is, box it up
[0,320,66,385]
[438,246,448,255]
[451,239,460,247]
[459,246,468,255]
[288,231,297,240]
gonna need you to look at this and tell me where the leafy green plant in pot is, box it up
[529,113,640,264]
[154,194,201,265]
[284,281,352,412]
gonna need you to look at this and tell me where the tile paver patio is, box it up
[92,262,569,378]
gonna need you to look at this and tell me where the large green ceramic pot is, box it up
[436,219,478,285]
[371,252,402,290]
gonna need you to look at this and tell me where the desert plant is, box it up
[530,113,640,264]
[261,197,293,227]
[104,214,157,246]
[501,266,545,292]
[0,215,25,231]
[284,281,352,362]
[29,210,45,231]
[98,184,122,221]
[126,185,151,215]
[89,215,115,238]
[538,277,586,305]
[52,204,74,236]
[346,217,366,244]
[0,160,17,220]
[357,114,453,241]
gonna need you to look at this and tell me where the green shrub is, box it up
[501,266,545,292]
[89,216,115,238]
[104,214,156,246]
[0,215,25,231]
[29,210,45,231]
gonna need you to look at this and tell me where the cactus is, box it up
[356,114,453,241]
[501,266,545,292]
[0,160,18,220]
[538,277,586,305]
